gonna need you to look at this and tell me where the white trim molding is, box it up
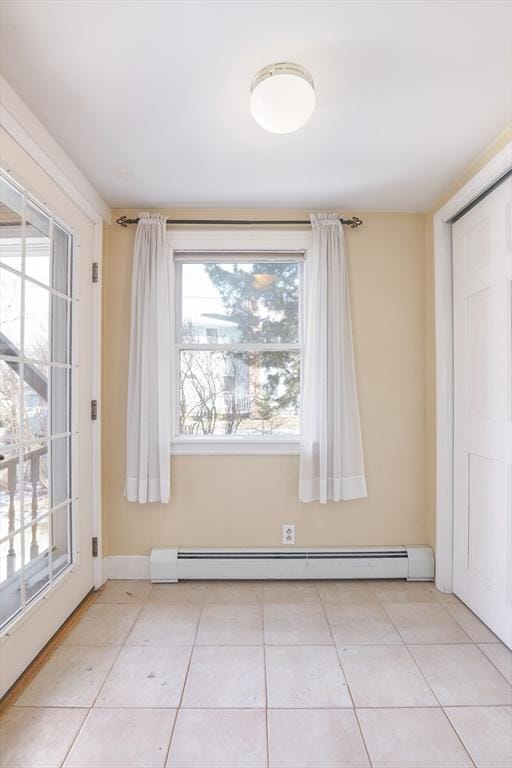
[433,140,512,593]
[171,437,300,455]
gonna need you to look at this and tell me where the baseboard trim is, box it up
[103,555,150,580]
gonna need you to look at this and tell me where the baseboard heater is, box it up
[149,546,434,582]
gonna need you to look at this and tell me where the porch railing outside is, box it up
[1,446,49,577]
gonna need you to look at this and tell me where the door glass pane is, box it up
[0,181,23,272]
[52,225,70,296]
[25,204,50,286]
[51,504,71,578]
[51,367,68,435]
[0,360,21,448]
[50,294,68,364]
[24,280,49,361]
[24,515,50,602]
[0,267,22,353]
[180,261,300,343]
[24,368,48,442]
[0,448,22,538]
[50,436,69,509]
[0,532,22,627]
[23,444,48,523]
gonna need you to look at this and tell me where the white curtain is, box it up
[299,213,367,503]
[125,213,172,503]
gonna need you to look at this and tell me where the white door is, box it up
[453,176,512,648]
[0,168,96,695]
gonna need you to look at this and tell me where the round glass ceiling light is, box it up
[250,63,315,134]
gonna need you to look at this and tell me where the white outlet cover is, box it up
[282,523,296,545]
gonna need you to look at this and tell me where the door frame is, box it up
[433,140,512,593]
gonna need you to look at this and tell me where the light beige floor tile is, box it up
[167,708,267,767]
[96,645,192,708]
[371,580,437,603]
[203,581,264,604]
[266,646,351,707]
[267,708,370,768]
[443,602,498,642]
[182,646,265,708]
[64,708,175,768]
[316,581,378,604]
[444,706,512,768]
[383,603,471,643]
[15,645,119,707]
[126,604,200,645]
[339,645,437,707]
[433,589,462,604]
[62,604,140,646]
[410,644,512,705]
[478,642,512,683]
[148,583,205,605]
[0,706,88,768]
[263,582,320,604]
[196,604,263,645]
[264,604,332,645]
[326,603,403,645]
[95,579,152,604]
[357,707,472,768]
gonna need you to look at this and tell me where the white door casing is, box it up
[452,178,512,647]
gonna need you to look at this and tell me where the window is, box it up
[0,174,74,628]
[175,254,302,441]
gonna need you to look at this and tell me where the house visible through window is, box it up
[175,255,302,437]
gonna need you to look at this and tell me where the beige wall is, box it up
[424,126,512,550]
[103,210,428,555]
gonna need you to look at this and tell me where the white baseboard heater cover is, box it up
[149,546,434,583]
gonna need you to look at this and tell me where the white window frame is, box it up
[168,228,311,455]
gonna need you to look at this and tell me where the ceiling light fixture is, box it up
[250,63,315,134]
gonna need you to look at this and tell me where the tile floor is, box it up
[1,579,511,768]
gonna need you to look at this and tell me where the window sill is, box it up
[171,437,300,456]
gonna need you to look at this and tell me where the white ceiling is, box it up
[0,0,510,212]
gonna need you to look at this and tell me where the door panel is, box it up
[0,140,96,696]
[453,177,512,647]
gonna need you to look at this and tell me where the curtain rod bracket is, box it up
[116,215,363,229]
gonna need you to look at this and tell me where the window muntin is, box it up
[0,174,73,629]
[176,256,302,438]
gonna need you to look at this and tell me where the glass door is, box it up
[0,174,74,628]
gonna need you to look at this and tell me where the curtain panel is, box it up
[125,213,172,503]
[299,213,367,503]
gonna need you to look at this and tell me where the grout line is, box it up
[161,581,205,767]
[440,707,478,768]
[477,644,512,685]
[262,602,270,768]
[316,584,375,766]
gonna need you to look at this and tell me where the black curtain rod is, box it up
[116,215,363,229]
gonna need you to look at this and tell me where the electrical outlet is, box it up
[282,523,295,545]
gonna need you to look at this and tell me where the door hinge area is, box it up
[92,536,99,558]
[92,262,99,283]
[91,399,98,421]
